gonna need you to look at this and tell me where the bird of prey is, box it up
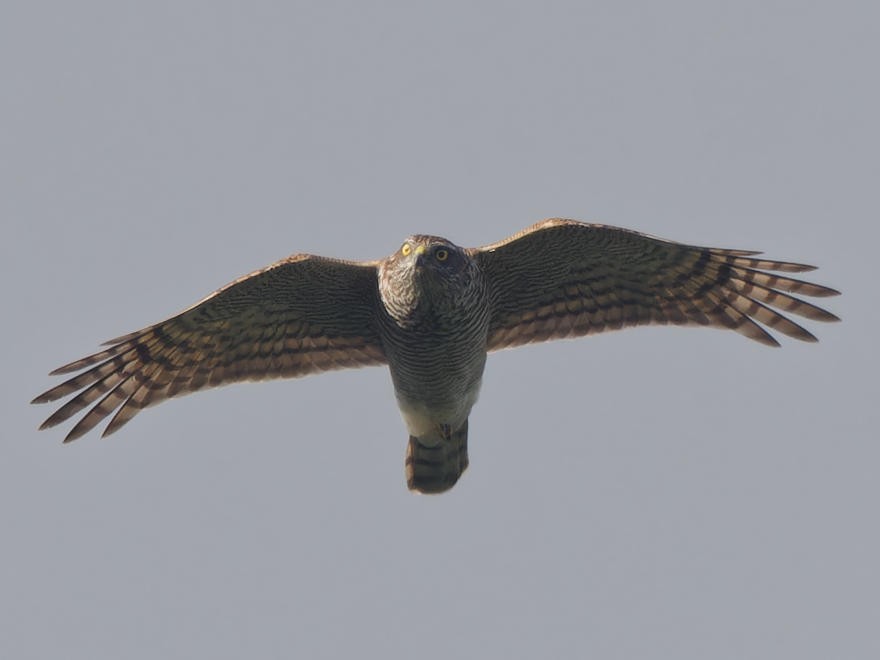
[33,219,840,493]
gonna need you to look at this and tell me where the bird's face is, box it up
[379,235,476,323]
[398,236,469,282]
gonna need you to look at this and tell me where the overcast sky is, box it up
[2,2,877,659]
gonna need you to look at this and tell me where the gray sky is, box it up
[2,2,877,658]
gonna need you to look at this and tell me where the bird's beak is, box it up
[413,245,427,270]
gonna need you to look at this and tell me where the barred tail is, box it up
[405,420,469,494]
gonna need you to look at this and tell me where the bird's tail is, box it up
[405,420,469,494]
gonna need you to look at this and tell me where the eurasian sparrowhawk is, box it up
[32,219,840,493]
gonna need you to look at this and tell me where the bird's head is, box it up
[400,235,468,277]
[379,235,479,323]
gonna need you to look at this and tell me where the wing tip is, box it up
[62,428,85,444]
[794,328,819,343]
[817,286,842,298]
[757,333,782,348]
[38,416,59,431]
[794,263,818,273]
[49,363,81,376]
[820,310,841,323]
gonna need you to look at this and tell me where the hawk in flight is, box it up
[33,219,840,493]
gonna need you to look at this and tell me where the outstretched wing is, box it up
[33,254,386,442]
[474,218,840,351]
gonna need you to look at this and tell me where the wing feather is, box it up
[33,254,386,441]
[475,219,839,350]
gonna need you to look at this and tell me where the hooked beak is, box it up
[413,245,427,270]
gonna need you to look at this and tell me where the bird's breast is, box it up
[379,299,490,433]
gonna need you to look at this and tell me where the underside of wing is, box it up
[33,254,386,442]
[475,219,840,350]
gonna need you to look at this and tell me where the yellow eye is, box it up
[401,243,412,256]
[435,248,449,262]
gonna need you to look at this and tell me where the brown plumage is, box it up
[477,220,839,349]
[33,219,840,492]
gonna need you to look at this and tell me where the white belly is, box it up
[396,378,482,442]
